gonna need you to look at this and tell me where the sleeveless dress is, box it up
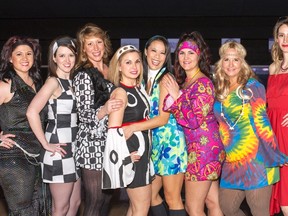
[102,84,153,189]
[164,77,225,181]
[41,78,80,183]
[0,70,49,215]
[213,78,288,190]
[267,73,288,215]
[149,67,187,176]
[0,71,42,156]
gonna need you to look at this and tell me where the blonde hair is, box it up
[271,16,288,74]
[108,46,143,87]
[214,41,256,102]
[75,23,112,70]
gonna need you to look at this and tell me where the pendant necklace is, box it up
[184,68,200,87]
[220,93,245,131]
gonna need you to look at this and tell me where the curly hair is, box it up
[174,31,211,86]
[0,35,42,86]
[75,23,112,70]
[213,41,256,102]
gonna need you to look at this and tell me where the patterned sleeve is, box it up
[73,71,107,137]
[248,78,288,166]
[163,78,215,129]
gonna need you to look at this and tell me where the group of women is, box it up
[0,16,288,216]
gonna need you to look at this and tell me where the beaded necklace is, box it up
[220,87,245,130]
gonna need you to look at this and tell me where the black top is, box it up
[0,70,44,155]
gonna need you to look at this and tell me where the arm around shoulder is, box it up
[107,87,127,128]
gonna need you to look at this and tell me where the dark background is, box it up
[0,0,287,67]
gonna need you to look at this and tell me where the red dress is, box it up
[267,73,288,215]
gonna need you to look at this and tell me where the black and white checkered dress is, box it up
[41,78,80,183]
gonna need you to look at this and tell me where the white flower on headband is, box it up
[116,45,138,60]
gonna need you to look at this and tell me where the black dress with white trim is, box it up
[102,83,154,189]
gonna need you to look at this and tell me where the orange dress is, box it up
[267,73,288,215]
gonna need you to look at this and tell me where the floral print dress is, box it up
[164,77,225,181]
[149,67,187,176]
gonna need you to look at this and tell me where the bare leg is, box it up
[205,181,223,216]
[126,184,151,216]
[151,175,163,206]
[67,178,81,216]
[49,182,75,216]
[185,180,211,216]
[162,173,184,210]
[281,206,288,216]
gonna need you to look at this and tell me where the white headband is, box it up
[116,45,138,60]
[52,39,76,55]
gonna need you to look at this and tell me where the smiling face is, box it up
[222,48,242,82]
[277,24,288,53]
[83,36,105,66]
[178,48,199,73]
[119,51,142,86]
[145,40,166,71]
[53,46,76,75]
[10,45,34,74]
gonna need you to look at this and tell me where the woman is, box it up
[72,23,123,216]
[103,44,153,216]
[213,41,288,216]
[267,16,288,216]
[162,31,225,216]
[0,36,44,215]
[27,36,81,216]
[122,35,187,216]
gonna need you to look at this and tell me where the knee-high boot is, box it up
[169,209,187,216]
[150,202,168,216]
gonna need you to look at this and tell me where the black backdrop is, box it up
[0,0,287,66]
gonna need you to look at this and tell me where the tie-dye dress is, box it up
[149,67,187,176]
[213,78,288,190]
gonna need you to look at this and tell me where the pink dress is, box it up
[267,73,288,215]
[164,77,225,181]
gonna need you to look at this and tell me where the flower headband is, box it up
[116,45,139,60]
[178,41,200,55]
[52,38,76,55]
